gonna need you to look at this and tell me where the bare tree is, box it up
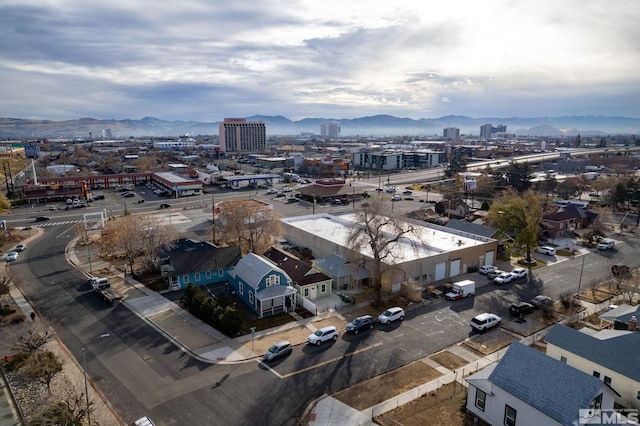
[32,392,93,426]
[0,272,11,296]
[216,200,283,255]
[13,324,54,354]
[99,214,176,275]
[24,350,63,395]
[138,215,177,272]
[347,199,418,307]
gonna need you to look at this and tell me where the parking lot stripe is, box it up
[280,342,384,379]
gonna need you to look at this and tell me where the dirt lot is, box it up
[333,360,443,410]
[374,382,468,426]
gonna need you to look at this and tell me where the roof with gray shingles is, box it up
[233,253,290,290]
[159,238,241,276]
[487,342,604,426]
[445,219,497,238]
[545,323,640,382]
[263,246,332,287]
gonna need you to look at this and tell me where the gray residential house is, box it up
[466,342,617,426]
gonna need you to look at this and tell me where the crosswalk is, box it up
[32,220,83,227]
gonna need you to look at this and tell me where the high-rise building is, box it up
[480,124,507,139]
[443,127,460,140]
[320,121,340,138]
[102,127,112,139]
[219,118,266,153]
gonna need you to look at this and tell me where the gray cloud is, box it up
[0,0,638,122]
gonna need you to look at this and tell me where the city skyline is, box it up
[1,1,639,123]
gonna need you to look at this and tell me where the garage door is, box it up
[485,251,494,266]
[435,262,446,281]
[450,259,461,277]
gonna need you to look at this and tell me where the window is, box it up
[591,393,603,410]
[504,405,517,426]
[604,376,612,386]
[560,355,567,364]
[195,273,200,282]
[475,389,486,411]
[636,389,640,400]
[206,271,211,279]
[304,288,309,297]
[239,283,244,295]
[321,284,326,293]
[266,274,281,287]
[183,275,189,284]
[218,269,223,277]
[249,292,253,304]
[593,371,601,379]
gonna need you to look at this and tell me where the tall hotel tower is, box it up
[219,118,266,153]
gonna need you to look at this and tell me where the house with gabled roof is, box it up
[228,253,297,318]
[542,205,598,237]
[158,238,241,291]
[545,323,640,410]
[312,254,369,290]
[263,246,332,300]
[466,342,617,426]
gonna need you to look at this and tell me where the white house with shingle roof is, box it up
[466,342,617,426]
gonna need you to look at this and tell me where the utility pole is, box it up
[212,192,216,244]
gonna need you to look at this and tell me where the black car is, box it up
[34,216,50,222]
[530,295,553,309]
[346,315,375,334]
[160,203,172,209]
[509,302,535,316]
[93,194,106,200]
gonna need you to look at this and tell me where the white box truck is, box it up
[445,279,475,300]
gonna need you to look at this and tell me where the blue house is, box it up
[229,253,297,318]
[159,238,241,291]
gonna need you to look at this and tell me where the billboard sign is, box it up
[24,145,39,158]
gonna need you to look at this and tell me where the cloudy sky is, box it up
[1,0,639,122]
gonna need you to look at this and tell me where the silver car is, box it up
[377,307,405,324]
[263,341,293,362]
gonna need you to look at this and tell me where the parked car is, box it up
[391,195,401,201]
[48,205,57,211]
[282,187,293,192]
[538,246,556,256]
[509,302,535,316]
[15,244,26,252]
[402,189,413,195]
[6,251,18,261]
[122,192,136,198]
[377,307,405,324]
[478,265,497,275]
[266,189,277,195]
[332,198,343,204]
[93,194,106,200]
[530,295,553,309]
[34,216,50,222]
[597,239,615,250]
[307,326,339,345]
[263,341,293,362]
[346,315,375,334]
[134,417,156,426]
[493,272,514,285]
[470,313,501,332]
[159,203,172,209]
[486,269,505,280]
[510,267,528,279]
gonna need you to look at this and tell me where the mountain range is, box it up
[0,115,638,139]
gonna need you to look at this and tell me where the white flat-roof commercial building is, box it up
[282,213,497,288]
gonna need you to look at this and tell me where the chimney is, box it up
[629,315,637,332]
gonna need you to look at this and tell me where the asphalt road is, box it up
[6,186,640,425]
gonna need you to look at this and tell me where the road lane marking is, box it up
[257,361,284,379]
[275,342,384,379]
